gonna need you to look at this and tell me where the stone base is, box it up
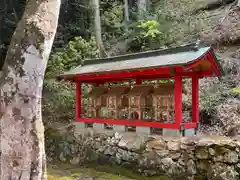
[93,123,105,131]
[136,126,151,134]
[163,129,181,137]
[184,128,195,136]
[74,122,86,132]
[113,125,126,132]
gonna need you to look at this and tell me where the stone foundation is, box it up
[46,124,240,180]
[74,122,197,137]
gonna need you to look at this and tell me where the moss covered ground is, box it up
[47,163,169,180]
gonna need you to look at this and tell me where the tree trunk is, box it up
[124,0,130,22]
[0,0,61,179]
[138,0,147,19]
[92,0,108,57]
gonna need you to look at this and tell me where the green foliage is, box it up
[43,36,98,125]
[137,20,161,38]
[46,36,99,78]
[124,19,162,51]
[199,90,225,125]
[121,0,209,52]
[232,88,240,94]
[71,173,81,178]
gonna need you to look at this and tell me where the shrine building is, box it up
[57,42,224,136]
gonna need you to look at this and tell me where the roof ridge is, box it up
[81,42,205,66]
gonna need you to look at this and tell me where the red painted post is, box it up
[192,76,199,123]
[136,79,142,84]
[76,82,82,120]
[174,75,183,127]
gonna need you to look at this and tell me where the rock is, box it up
[236,163,240,172]
[59,152,67,162]
[104,146,116,156]
[187,159,197,175]
[70,155,81,165]
[63,143,71,156]
[118,132,150,152]
[146,138,166,151]
[97,146,105,153]
[139,152,161,169]
[180,144,195,150]
[195,147,209,160]
[161,157,174,167]
[223,150,238,164]
[197,160,211,172]
[161,158,183,176]
[94,142,102,150]
[156,150,169,158]
[47,157,53,162]
[116,149,130,161]
[197,137,215,147]
[47,125,240,179]
[227,124,240,137]
[167,141,180,151]
[209,148,215,156]
[214,155,224,162]
[169,152,181,160]
[181,136,201,146]
[114,132,123,140]
[208,163,239,180]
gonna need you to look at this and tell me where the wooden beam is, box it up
[206,52,221,76]
[77,118,179,129]
[76,67,172,81]
[183,122,197,129]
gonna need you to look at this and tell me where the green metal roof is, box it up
[58,43,222,78]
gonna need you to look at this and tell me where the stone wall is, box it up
[46,125,240,180]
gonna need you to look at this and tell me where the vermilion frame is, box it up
[73,49,221,130]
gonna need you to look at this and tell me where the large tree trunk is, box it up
[0,0,61,179]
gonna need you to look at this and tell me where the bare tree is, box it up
[92,0,108,57]
[124,0,130,22]
[138,0,147,19]
[0,0,61,179]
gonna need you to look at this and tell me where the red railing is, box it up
[76,117,197,129]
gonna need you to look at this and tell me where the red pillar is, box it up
[174,76,182,127]
[136,79,142,84]
[76,82,82,120]
[192,76,199,123]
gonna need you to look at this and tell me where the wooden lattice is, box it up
[152,83,175,122]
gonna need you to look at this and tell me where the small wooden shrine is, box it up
[57,42,224,136]
[152,83,175,123]
[127,84,154,120]
[86,86,108,118]
[104,86,130,119]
